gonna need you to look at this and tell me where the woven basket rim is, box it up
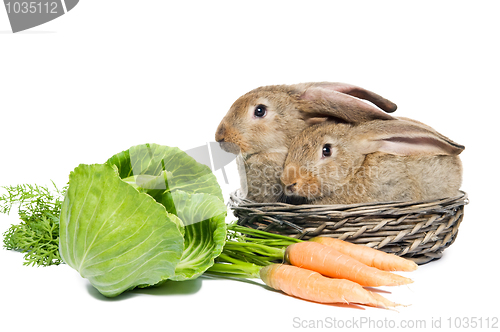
[229,189,468,214]
[228,189,468,265]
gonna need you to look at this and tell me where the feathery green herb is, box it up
[1,182,65,266]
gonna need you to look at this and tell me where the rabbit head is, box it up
[281,118,464,204]
[215,82,397,157]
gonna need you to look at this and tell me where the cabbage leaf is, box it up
[163,190,227,281]
[60,143,227,297]
[59,164,184,297]
[106,143,223,200]
[106,143,227,281]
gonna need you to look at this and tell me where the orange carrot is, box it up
[285,242,413,287]
[260,264,399,308]
[310,237,418,272]
[369,291,405,309]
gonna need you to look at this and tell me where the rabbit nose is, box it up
[286,183,298,193]
[282,164,300,189]
[215,123,226,142]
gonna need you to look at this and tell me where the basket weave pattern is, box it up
[229,190,468,264]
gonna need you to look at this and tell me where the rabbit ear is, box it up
[295,82,397,123]
[306,82,398,113]
[358,119,465,156]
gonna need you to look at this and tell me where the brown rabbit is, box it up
[215,82,397,203]
[281,118,464,204]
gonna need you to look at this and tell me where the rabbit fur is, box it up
[281,117,464,204]
[215,82,397,203]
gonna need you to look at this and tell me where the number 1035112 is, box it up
[5,2,59,14]
[447,317,498,329]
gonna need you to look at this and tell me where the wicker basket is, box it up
[229,190,468,264]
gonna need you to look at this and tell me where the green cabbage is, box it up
[164,191,227,281]
[106,143,223,200]
[59,143,227,297]
[59,163,185,297]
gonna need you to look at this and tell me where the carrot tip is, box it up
[309,237,420,272]
[369,291,403,310]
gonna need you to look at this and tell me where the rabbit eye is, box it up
[322,144,332,158]
[254,105,267,118]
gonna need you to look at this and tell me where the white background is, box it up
[1,1,499,331]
